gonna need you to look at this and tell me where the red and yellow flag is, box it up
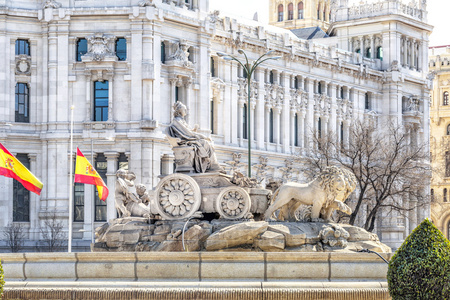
[74,148,109,201]
[0,143,43,195]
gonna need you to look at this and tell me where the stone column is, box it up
[105,152,119,222]
[256,68,265,150]
[28,153,39,240]
[48,24,58,128]
[370,36,375,59]
[238,101,244,146]
[330,83,337,134]
[85,72,92,121]
[184,78,192,125]
[281,73,290,153]
[290,109,296,148]
[265,105,270,145]
[161,154,174,176]
[130,20,143,121]
[107,74,114,121]
[299,109,305,150]
[250,101,256,147]
[274,106,281,146]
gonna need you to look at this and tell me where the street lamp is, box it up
[217,49,281,178]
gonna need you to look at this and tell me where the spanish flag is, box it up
[74,148,109,201]
[0,143,43,195]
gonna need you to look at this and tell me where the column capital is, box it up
[104,151,120,161]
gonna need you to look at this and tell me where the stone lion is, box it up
[264,166,357,222]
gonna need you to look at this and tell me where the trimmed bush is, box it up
[0,259,4,299]
[387,219,450,299]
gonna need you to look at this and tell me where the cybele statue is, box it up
[93,103,390,254]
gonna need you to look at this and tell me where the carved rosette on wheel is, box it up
[154,173,201,220]
[216,187,251,219]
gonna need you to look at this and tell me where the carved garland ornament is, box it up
[154,173,201,220]
[216,186,251,219]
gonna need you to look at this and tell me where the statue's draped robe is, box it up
[168,116,215,173]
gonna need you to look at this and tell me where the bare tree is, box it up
[40,213,67,252]
[2,223,26,253]
[297,121,430,232]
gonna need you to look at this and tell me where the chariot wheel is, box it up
[216,186,251,219]
[154,173,201,220]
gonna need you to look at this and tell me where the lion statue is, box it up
[264,166,357,222]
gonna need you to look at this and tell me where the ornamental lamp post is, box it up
[217,49,281,178]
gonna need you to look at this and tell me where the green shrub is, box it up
[0,259,4,299]
[387,219,450,299]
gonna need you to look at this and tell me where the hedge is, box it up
[387,219,450,299]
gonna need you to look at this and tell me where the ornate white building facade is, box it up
[0,0,431,251]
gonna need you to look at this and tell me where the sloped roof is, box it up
[290,26,329,40]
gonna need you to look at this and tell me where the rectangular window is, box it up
[94,154,107,222]
[118,153,128,170]
[76,38,88,62]
[94,81,109,121]
[161,42,166,64]
[74,183,85,222]
[365,93,370,110]
[175,86,179,102]
[294,114,299,146]
[211,57,216,77]
[210,99,215,134]
[15,39,30,56]
[13,154,30,222]
[15,83,29,123]
[269,109,274,143]
[115,38,126,61]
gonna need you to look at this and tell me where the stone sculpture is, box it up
[264,166,356,222]
[115,169,151,218]
[167,102,222,173]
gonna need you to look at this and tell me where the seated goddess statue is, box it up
[167,102,222,173]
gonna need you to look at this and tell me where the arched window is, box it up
[355,48,361,54]
[366,47,372,58]
[376,46,383,61]
[323,4,327,21]
[447,124,450,135]
[298,2,304,19]
[278,4,284,22]
[269,108,274,143]
[444,91,449,106]
[288,3,294,20]
[243,103,248,139]
[444,188,448,202]
[431,189,434,202]
[317,4,321,19]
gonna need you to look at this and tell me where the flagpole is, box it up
[68,105,74,253]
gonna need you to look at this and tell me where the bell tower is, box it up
[269,0,331,31]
